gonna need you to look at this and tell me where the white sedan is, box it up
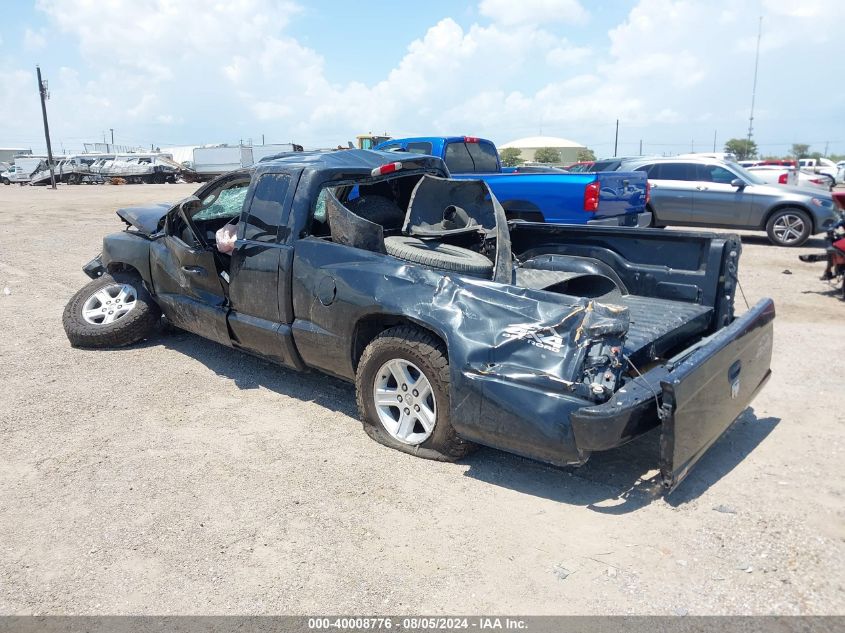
[745,165,831,190]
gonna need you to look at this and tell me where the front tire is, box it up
[62,272,161,348]
[766,208,811,246]
[355,325,475,461]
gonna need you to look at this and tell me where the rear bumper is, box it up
[571,298,775,490]
[588,211,652,228]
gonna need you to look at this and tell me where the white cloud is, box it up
[479,0,589,26]
[24,28,47,51]
[546,43,592,67]
[3,0,842,154]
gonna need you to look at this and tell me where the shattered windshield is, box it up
[194,183,250,221]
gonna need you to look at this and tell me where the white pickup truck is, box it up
[798,157,839,186]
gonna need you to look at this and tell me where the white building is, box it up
[499,136,585,163]
[0,148,31,164]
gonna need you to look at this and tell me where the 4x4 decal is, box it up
[502,323,565,353]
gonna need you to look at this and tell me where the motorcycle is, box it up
[799,206,845,299]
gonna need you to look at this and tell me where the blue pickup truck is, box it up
[375,136,652,227]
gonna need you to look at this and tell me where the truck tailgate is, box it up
[659,298,775,492]
[594,171,648,220]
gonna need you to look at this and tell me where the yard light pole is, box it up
[613,119,619,157]
[36,65,57,190]
[746,16,762,153]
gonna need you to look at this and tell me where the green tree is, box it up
[724,138,758,160]
[534,147,562,163]
[791,143,810,158]
[499,147,524,167]
[576,147,596,162]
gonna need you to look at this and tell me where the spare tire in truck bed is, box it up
[384,236,493,276]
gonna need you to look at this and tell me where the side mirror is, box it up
[730,178,746,188]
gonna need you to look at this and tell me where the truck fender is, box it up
[100,231,154,286]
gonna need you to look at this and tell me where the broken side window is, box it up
[242,174,291,243]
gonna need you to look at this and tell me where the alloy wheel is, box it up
[81,283,138,325]
[373,359,436,445]
[772,213,806,245]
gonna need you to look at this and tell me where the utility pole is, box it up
[713,129,717,153]
[613,119,619,157]
[824,141,829,157]
[639,139,642,156]
[110,128,114,151]
[262,133,265,145]
[746,16,763,151]
[691,139,694,153]
[36,65,56,190]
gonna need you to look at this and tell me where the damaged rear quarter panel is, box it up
[291,237,630,466]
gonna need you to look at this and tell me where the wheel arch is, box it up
[100,232,154,286]
[351,313,448,373]
[106,261,143,277]
[500,199,545,223]
[762,203,815,233]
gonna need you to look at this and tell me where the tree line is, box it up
[723,138,843,162]
[499,147,596,166]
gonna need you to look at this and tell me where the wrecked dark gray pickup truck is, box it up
[63,149,775,491]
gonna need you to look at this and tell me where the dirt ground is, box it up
[0,183,843,615]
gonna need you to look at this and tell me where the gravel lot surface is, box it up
[0,183,843,615]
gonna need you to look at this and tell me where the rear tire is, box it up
[63,272,161,348]
[766,208,811,246]
[356,325,475,462]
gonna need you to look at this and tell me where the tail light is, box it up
[463,136,479,143]
[584,181,600,212]
[810,178,825,185]
[778,173,788,184]
[645,180,651,205]
[371,162,402,177]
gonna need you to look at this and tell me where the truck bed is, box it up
[619,295,712,363]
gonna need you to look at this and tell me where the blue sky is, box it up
[1,0,843,157]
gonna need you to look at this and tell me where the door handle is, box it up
[650,183,658,189]
[181,265,207,276]
[695,185,708,191]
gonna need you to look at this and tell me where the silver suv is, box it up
[618,157,840,246]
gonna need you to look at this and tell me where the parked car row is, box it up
[568,155,839,246]
[1,152,186,186]
[28,153,182,185]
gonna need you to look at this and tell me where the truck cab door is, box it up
[149,197,231,346]
[226,170,304,369]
